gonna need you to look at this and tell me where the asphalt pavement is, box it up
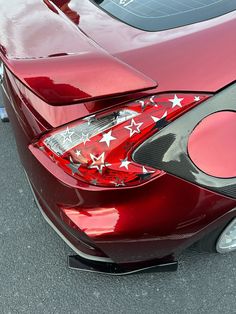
[0,119,235,314]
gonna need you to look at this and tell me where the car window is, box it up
[91,0,236,31]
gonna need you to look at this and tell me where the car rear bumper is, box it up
[25,142,236,266]
[2,72,236,271]
[26,170,235,276]
[25,170,180,274]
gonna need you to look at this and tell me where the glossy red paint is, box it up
[72,1,236,92]
[1,0,236,268]
[0,1,157,105]
[188,111,236,178]
[1,0,236,126]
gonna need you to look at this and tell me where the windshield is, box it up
[91,0,236,31]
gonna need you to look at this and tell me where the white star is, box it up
[67,162,81,175]
[142,166,155,174]
[89,152,111,174]
[142,166,148,174]
[150,95,158,107]
[75,150,81,157]
[169,95,184,108]
[61,127,74,144]
[80,133,90,145]
[124,119,143,137]
[151,111,167,123]
[194,96,200,102]
[138,100,146,111]
[139,96,157,111]
[99,130,116,147]
[120,158,131,170]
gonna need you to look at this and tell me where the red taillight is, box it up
[35,93,208,187]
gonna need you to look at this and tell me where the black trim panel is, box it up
[133,83,236,198]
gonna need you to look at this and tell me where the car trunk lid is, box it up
[0,0,157,105]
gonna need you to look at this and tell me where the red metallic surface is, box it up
[1,0,236,266]
[1,0,236,126]
[72,1,236,92]
[188,111,236,178]
[0,1,157,105]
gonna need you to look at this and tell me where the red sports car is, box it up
[0,0,236,274]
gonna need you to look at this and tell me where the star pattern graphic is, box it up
[80,133,90,145]
[99,130,116,147]
[142,166,155,174]
[151,111,167,123]
[139,96,158,111]
[42,92,204,188]
[90,178,98,186]
[61,127,74,144]
[138,100,148,112]
[169,95,184,108]
[124,118,143,137]
[120,157,131,170]
[149,95,158,107]
[111,177,126,187]
[89,152,111,174]
[75,150,81,157]
[67,162,81,175]
[142,166,148,174]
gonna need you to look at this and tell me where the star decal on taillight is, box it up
[89,152,111,174]
[80,133,90,145]
[99,130,116,147]
[67,160,81,175]
[75,150,81,157]
[151,111,167,123]
[61,127,74,144]
[120,157,131,170]
[169,94,184,108]
[124,118,143,137]
[35,93,209,187]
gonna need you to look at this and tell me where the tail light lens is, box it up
[34,93,208,187]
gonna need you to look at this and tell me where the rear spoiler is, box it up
[0,0,157,105]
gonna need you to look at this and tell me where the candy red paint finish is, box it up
[188,111,236,179]
[1,0,236,268]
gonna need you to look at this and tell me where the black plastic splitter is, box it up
[68,255,178,275]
